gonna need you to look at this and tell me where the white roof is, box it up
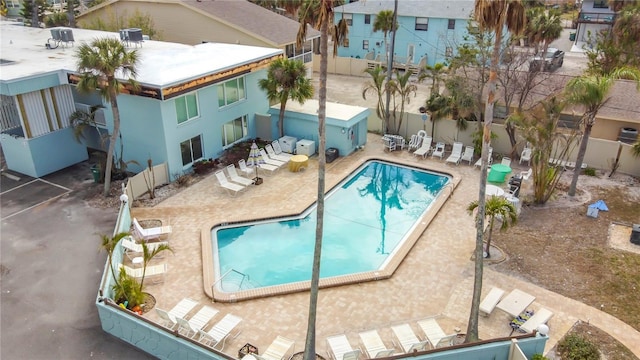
[334,0,474,19]
[275,99,369,122]
[0,21,282,88]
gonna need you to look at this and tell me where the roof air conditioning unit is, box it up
[75,103,106,126]
[60,29,74,43]
[50,28,62,41]
[618,127,638,144]
[127,28,143,42]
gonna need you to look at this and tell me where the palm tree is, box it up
[138,242,173,291]
[418,62,448,97]
[425,93,452,138]
[527,9,562,72]
[469,0,526,343]
[100,232,129,294]
[387,70,417,134]
[372,10,396,62]
[565,68,640,196]
[259,58,314,138]
[75,38,139,197]
[291,2,348,359]
[467,196,517,258]
[362,66,390,131]
[633,141,640,157]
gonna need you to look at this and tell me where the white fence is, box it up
[123,163,170,207]
[366,110,640,177]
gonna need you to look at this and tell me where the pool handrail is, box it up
[211,268,252,301]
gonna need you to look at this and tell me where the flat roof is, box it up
[273,99,369,121]
[0,22,283,88]
[334,0,475,19]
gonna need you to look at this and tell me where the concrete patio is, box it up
[129,133,640,358]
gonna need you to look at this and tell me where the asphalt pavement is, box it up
[0,162,155,360]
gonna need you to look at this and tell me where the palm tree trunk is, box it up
[383,0,398,134]
[568,118,593,196]
[466,14,505,344]
[485,218,494,258]
[303,13,328,360]
[279,101,287,138]
[67,0,76,27]
[31,0,39,27]
[103,95,120,197]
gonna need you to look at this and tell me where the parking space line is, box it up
[1,179,73,221]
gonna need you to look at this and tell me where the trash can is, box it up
[569,32,576,41]
[326,148,339,163]
[90,165,101,183]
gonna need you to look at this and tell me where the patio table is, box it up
[485,184,505,197]
[496,289,536,317]
[288,155,309,172]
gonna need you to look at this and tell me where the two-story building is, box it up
[332,0,474,68]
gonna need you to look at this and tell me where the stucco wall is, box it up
[78,2,272,47]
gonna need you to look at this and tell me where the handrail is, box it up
[210,268,251,301]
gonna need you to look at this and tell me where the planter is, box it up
[238,343,258,359]
[140,292,156,314]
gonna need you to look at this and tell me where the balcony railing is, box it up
[288,51,313,64]
[578,12,616,24]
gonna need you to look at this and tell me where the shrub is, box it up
[112,270,145,309]
[557,333,600,360]
[173,172,192,187]
[584,167,597,176]
[532,354,549,360]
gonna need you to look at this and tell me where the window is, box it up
[448,19,455,30]
[222,115,248,147]
[364,14,371,24]
[180,135,203,166]
[175,93,199,124]
[445,47,453,57]
[343,13,353,26]
[6,0,19,7]
[363,40,369,50]
[343,38,349,47]
[593,0,608,8]
[217,76,245,107]
[415,17,428,31]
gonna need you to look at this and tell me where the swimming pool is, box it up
[207,159,453,301]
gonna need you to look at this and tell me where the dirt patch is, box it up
[490,169,640,355]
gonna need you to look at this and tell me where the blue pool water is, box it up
[212,160,450,291]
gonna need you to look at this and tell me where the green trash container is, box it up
[90,165,101,183]
[569,32,576,41]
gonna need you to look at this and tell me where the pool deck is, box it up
[131,133,640,358]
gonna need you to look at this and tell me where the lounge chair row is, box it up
[327,317,456,360]
[412,138,475,166]
[155,298,243,350]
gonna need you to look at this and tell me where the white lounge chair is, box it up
[519,308,553,333]
[327,334,361,360]
[265,144,291,163]
[413,136,432,158]
[226,164,254,186]
[474,147,493,168]
[445,142,464,165]
[215,170,246,196]
[259,149,286,168]
[479,287,505,316]
[520,147,532,165]
[132,218,172,241]
[122,237,169,259]
[391,324,429,353]
[520,168,532,181]
[461,146,475,165]
[359,330,395,358]
[407,134,420,151]
[417,318,456,349]
[256,335,295,360]
[237,159,254,177]
[198,313,243,350]
[431,142,445,160]
[176,305,219,338]
[155,298,199,329]
[382,136,396,152]
[272,140,293,157]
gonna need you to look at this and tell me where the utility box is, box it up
[278,136,297,154]
[631,224,640,245]
[586,207,599,218]
[296,139,315,157]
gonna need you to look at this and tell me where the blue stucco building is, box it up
[333,0,474,67]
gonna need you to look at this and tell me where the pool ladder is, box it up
[215,269,260,292]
